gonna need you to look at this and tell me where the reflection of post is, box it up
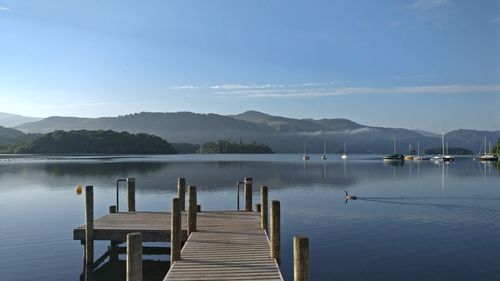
[441,162,445,191]
[270,200,280,264]
[127,233,143,281]
[322,161,327,181]
[244,177,252,212]
[127,178,136,212]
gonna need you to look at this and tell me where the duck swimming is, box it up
[344,191,357,200]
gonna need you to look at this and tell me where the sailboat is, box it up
[404,144,414,160]
[321,139,328,160]
[302,143,310,160]
[433,132,454,162]
[413,142,430,160]
[477,137,499,162]
[383,137,404,161]
[341,142,347,160]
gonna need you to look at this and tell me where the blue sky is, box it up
[0,0,499,132]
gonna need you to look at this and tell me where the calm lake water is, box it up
[0,154,499,281]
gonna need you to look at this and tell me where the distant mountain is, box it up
[12,111,500,153]
[15,112,272,143]
[231,110,362,132]
[0,112,42,127]
[444,129,500,154]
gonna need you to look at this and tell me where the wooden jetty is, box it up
[164,211,282,281]
[74,177,309,281]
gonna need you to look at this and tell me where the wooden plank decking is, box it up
[164,211,283,281]
[73,212,188,242]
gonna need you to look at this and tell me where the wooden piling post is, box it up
[261,186,268,231]
[270,200,280,264]
[171,197,181,265]
[293,236,309,281]
[109,205,118,261]
[85,185,94,266]
[188,186,197,236]
[244,177,252,212]
[127,177,136,212]
[177,178,186,211]
[127,232,143,281]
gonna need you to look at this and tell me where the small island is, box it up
[423,147,472,155]
[9,130,177,154]
[197,139,273,154]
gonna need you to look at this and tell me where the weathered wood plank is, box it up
[164,211,283,281]
[73,212,188,242]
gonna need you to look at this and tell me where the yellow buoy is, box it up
[75,185,82,195]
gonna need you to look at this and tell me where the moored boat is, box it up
[341,142,347,160]
[383,137,404,161]
[302,143,310,160]
[476,137,499,162]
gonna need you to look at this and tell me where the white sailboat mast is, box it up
[441,132,445,155]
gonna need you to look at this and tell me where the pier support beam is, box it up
[188,186,197,236]
[244,177,252,212]
[171,197,181,265]
[127,177,136,212]
[293,236,309,281]
[177,178,186,211]
[85,185,94,266]
[261,186,268,231]
[270,200,280,264]
[127,232,143,281]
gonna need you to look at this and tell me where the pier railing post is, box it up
[293,236,309,281]
[127,232,143,281]
[244,177,252,211]
[171,197,181,265]
[261,186,268,231]
[177,178,186,211]
[270,200,280,264]
[188,185,197,236]
[127,177,136,212]
[85,185,94,266]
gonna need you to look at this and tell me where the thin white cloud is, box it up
[408,0,449,11]
[290,82,337,87]
[210,82,337,90]
[170,85,198,90]
[210,84,283,90]
[0,6,11,11]
[213,84,500,98]
[492,17,500,24]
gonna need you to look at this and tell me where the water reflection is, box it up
[81,259,169,281]
[1,155,499,281]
